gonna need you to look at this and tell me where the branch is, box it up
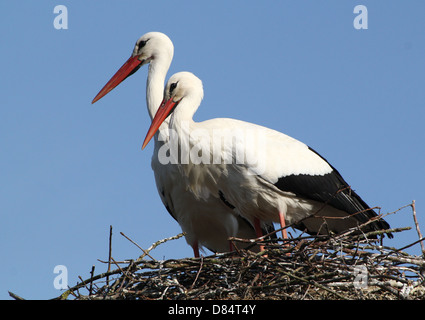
[411,200,425,256]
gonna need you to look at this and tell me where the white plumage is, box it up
[92,33,265,257]
[143,71,392,240]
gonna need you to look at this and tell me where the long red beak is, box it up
[141,96,179,149]
[92,55,142,104]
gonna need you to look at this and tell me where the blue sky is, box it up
[1,1,425,299]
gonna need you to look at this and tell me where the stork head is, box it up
[131,32,174,67]
[142,72,204,149]
[92,32,174,104]
[163,71,204,107]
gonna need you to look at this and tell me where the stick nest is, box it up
[9,202,425,300]
[50,203,424,300]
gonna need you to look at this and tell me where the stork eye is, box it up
[138,39,149,51]
[169,82,178,94]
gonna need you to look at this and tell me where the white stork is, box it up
[92,32,269,257]
[142,72,392,242]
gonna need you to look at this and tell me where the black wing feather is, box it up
[274,147,391,237]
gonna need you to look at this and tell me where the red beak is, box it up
[92,55,142,104]
[141,96,179,149]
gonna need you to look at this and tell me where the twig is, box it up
[389,237,425,257]
[107,225,113,286]
[8,291,25,300]
[190,256,204,291]
[280,270,349,300]
[376,283,404,299]
[111,257,135,282]
[136,233,186,262]
[120,232,156,261]
[66,286,79,299]
[56,268,123,300]
[78,275,93,294]
[411,200,425,256]
[89,265,95,296]
[351,227,411,240]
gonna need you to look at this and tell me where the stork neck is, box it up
[147,57,172,144]
[169,95,200,134]
[146,58,170,121]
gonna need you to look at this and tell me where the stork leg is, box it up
[279,211,288,240]
[228,240,234,253]
[279,211,291,256]
[192,241,200,258]
[253,218,265,252]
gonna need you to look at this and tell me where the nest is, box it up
[8,202,425,301]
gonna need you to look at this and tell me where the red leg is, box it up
[279,211,291,256]
[254,217,265,252]
[192,241,200,258]
[228,240,234,252]
[279,211,288,240]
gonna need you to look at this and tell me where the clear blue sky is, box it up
[1,1,424,300]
